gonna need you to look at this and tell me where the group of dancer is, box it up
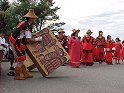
[0,9,124,80]
[56,28,124,68]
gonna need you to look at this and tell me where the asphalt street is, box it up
[1,61,124,93]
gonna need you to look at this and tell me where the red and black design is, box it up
[9,21,30,45]
[35,45,67,74]
[96,36,105,62]
[9,21,31,62]
[96,36,105,47]
[82,36,94,50]
[15,42,26,62]
[81,36,94,65]
[56,35,68,49]
[32,29,57,54]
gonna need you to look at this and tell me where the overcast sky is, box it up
[54,0,124,40]
[8,0,124,40]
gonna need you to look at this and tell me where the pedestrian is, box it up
[113,37,122,64]
[96,31,105,64]
[0,33,8,59]
[0,44,4,76]
[0,33,7,76]
[7,45,15,76]
[68,29,81,68]
[121,40,124,62]
[81,29,94,66]
[105,35,114,65]
[9,9,42,80]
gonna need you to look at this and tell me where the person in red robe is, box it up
[92,39,97,61]
[121,41,124,62]
[68,29,81,68]
[105,35,114,65]
[113,37,122,64]
[9,9,42,80]
[96,31,105,64]
[81,29,94,66]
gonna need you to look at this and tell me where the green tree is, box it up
[0,0,9,34]
[48,22,65,34]
[5,0,61,36]
[0,0,9,11]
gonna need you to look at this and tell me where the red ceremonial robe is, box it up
[105,40,114,64]
[96,36,105,62]
[81,36,94,65]
[113,42,122,60]
[121,46,124,60]
[92,40,97,61]
[68,36,81,67]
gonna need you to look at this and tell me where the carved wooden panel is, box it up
[26,28,69,77]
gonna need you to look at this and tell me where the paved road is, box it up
[1,61,124,93]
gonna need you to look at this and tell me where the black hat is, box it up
[116,37,121,41]
[99,31,103,33]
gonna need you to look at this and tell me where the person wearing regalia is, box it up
[81,29,94,66]
[9,9,42,80]
[92,39,97,62]
[56,29,68,53]
[56,28,68,65]
[121,40,124,62]
[96,31,105,64]
[105,35,114,65]
[113,37,122,64]
[68,29,81,68]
